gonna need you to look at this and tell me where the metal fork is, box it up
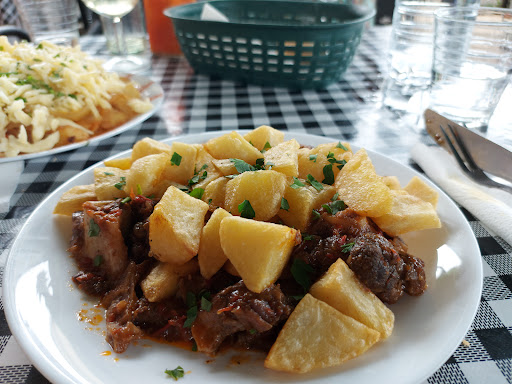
[438,123,512,194]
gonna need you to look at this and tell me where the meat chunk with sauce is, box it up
[192,281,292,355]
[73,200,130,279]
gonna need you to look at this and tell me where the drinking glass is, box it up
[382,0,479,113]
[13,0,80,46]
[83,0,149,72]
[429,7,512,131]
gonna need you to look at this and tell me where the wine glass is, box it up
[83,0,148,72]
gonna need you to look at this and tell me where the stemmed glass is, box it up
[83,0,146,72]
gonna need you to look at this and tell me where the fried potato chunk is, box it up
[298,142,352,182]
[205,131,262,164]
[404,175,439,208]
[126,153,169,198]
[243,125,284,151]
[381,175,401,190]
[263,139,300,177]
[220,216,298,293]
[202,176,229,208]
[149,186,209,264]
[265,294,380,373]
[94,167,128,200]
[278,180,336,231]
[161,142,198,185]
[334,149,392,217]
[53,184,97,215]
[141,259,199,302]
[131,137,173,161]
[224,170,287,221]
[198,208,232,279]
[371,190,441,236]
[103,157,131,170]
[310,259,394,339]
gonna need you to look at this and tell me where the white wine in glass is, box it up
[83,0,148,72]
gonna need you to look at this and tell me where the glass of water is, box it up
[430,7,512,130]
[382,0,479,113]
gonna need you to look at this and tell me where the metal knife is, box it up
[424,109,512,184]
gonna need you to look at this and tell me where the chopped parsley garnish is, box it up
[114,176,126,190]
[341,242,355,253]
[331,192,339,201]
[36,43,43,49]
[165,366,185,380]
[189,187,204,199]
[336,142,349,151]
[238,200,255,219]
[322,164,334,185]
[230,158,255,173]
[186,291,196,308]
[261,141,272,153]
[88,219,100,237]
[327,152,347,170]
[136,184,143,195]
[309,154,317,162]
[104,172,114,176]
[191,341,198,351]
[312,209,321,220]
[0,46,4,51]
[322,200,346,215]
[68,94,77,100]
[249,329,257,335]
[93,254,103,267]
[291,258,314,292]
[121,196,131,204]
[280,197,289,211]
[302,233,314,241]
[184,306,198,328]
[290,177,305,189]
[14,96,27,103]
[306,174,323,191]
[188,164,208,186]
[170,152,182,166]
[200,296,212,311]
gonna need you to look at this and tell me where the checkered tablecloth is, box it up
[0,27,511,384]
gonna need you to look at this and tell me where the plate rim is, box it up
[0,73,164,164]
[3,131,483,384]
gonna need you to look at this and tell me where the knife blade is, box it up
[424,109,512,184]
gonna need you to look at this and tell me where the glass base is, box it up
[103,54,150,74]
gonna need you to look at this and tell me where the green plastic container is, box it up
[165,1,375,89]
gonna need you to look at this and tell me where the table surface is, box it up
[0,27,511,384]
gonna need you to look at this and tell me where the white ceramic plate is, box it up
[0,74,164,163]
[4,132,482,384]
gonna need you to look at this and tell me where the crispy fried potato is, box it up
[161,142,198,185]
[205,131,262,163]
[224,170,287,221]
[202,176,229,208]
[298,142,352,182]
[404,175,439,208]
[53,184,97,215]
[310,259,394,339]
[131,137,173,161]
[263,139,300,177]
[220,216,298,293]
[243,125,284,151]
[141,259,199,302]
[198,208,232,279]
[372,190,441,236]
[126,153,169,198]
[149,186,209,264]
[103,157,132,170]
[94,167,128,200]
[278,179,336,231]
[211,158,237,176]
[191,145,222,190]
[264,294,380,373]
[334,149,392,217]
[382,175,401,190]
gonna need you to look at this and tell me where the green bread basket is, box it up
[165,1,375,89]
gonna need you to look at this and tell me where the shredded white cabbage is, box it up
[0,37,153,157]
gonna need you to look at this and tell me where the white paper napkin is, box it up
[411,143,512,244]
[200,3,229,22]
[0,160,24,213]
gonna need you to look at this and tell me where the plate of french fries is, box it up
[3,129,482,384]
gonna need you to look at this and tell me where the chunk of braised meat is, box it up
[293,208,427,304]
[70,200,130,279]
[132,296,192,343]
[127,196,156,263]
[346,233,405,304]
[191,281,292,355]
[101,261,152,353]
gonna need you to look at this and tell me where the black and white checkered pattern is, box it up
[0,0,20,26]
[0,28,510,384]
